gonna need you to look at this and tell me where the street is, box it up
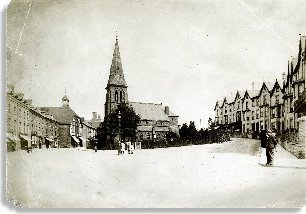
[6,138,306,208]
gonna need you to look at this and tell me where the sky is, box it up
[6,0,306,129]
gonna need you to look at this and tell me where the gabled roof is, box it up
[234,90,245,102]
[214,99,223,110]
[129,102,177,121]
[265,82,274,91]
[225,93,236,104]
[40,106,80,125]
[258,82,274,96]
[270,80,283,95]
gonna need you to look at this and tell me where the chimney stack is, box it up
[252,82,254,90]
[98,114,101,120]
[92,112,97,120]
[165,106,169,115]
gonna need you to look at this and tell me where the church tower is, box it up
[104,35,128,117]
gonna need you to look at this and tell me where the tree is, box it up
[188,121,198,139]
[208,117,216,130]
[179,123,189,140]
[166,131,179,141]
[96,103,140,149]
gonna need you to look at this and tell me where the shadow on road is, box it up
[208,138,260,156]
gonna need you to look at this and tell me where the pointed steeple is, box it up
[107,34,127,87]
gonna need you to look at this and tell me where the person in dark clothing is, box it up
[266,130,278,166]
[259,129,267,148]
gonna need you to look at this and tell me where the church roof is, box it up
[107,36,127,87]
[129,102,176,121]
[40,106,80,125]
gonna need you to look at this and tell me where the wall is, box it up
[59,125,71,148]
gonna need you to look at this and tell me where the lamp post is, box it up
[118,110,121,143]
[117,111,122,155]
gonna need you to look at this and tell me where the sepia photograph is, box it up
[3,0,306,208]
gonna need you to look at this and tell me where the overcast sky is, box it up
[6,0,306,128]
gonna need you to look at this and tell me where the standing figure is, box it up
[121,141,125,154]
[130,143,134,154]
[126,141,131,154]
[259,128,267,164]
[266,130,278,166]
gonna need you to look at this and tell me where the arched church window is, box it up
[115,91,118,102]
[120,91,122,102]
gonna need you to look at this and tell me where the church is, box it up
[104,36,179,141]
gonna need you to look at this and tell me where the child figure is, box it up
[130,143,134,154]
[121,141,125,154]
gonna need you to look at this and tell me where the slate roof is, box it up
[129,102,177,121]
[40,106,80,125]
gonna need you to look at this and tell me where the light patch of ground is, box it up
[6,138,306,208]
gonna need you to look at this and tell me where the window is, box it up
[120,91,122,102]
[140,134,143,140]
[263,95,267,105]
[146,133,150,139]
[115,91,118,102]
[276,95,279,104]
[245,101,248,109]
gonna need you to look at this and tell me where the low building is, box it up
[40,94,83,148]
[81,119,96,148]
[129,102,179,141]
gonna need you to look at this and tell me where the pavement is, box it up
[5,138,306,208]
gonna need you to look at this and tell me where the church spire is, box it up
[107,34,127,87]
[105,35,129,116]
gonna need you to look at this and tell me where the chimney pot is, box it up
[165,106,169,115]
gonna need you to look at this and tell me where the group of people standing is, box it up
[118,141,134,155]
[259,128,278,166]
